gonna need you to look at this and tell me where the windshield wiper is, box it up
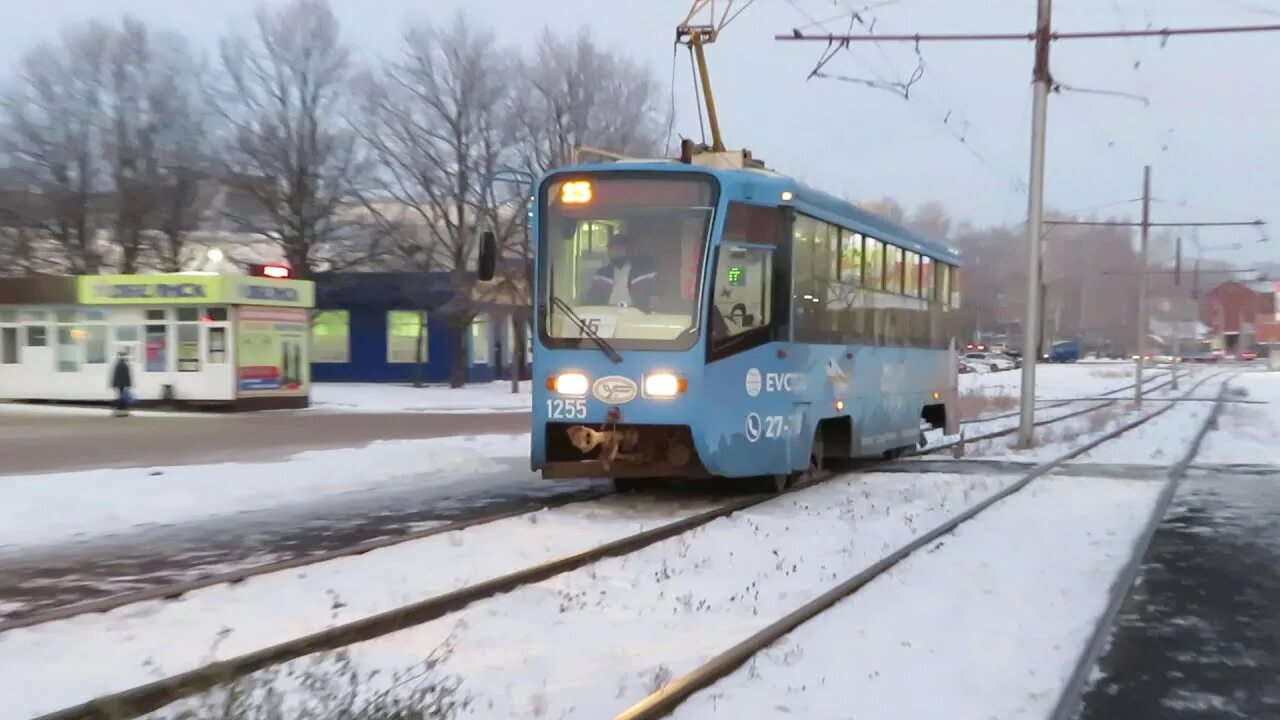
[549,295,623,364]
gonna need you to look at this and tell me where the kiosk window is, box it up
[177,325,200,372]
[208,327,228,364]
[56,327,79,372]
[145,325,167,372]
[26,326,46,347]
[86,326,108,364]
[1,327,17,364]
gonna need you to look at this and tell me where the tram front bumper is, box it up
[544,411,707,479]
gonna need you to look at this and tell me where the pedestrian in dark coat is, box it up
[110,350,133,416]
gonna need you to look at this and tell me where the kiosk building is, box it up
[0,273,315,409]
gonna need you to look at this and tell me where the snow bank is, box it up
[671,476,1164,720]
[308,381,530,414]
[0,433,530,551]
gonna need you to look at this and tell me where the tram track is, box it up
[612,369,1232,719]
[23,370,1226,720]
[1,370,1178,633]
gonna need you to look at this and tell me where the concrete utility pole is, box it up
[1135,165,1152,408]
[1017,0,1052,448]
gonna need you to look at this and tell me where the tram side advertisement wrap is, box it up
[236,306,310,396]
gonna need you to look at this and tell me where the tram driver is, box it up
[584,233,659,313]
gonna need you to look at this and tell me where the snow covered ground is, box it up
[308,381,531,414]
[1194,370,1280,464]
[669,476,1166,720]
[956,369,1221,464]
[6,363,1267,720]
[0,433,529,550]
[957,363,1165,402]
[0,494,722,720]
[123,471,1020,720]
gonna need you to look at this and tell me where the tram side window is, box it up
[792,214,845,343]
[863,237,885,290]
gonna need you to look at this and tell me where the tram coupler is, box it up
[565,406,639,471]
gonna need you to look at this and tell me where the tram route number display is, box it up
[547,398,587,419]
[575,315,617,338]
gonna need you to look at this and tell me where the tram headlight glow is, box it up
[550,372,589,397]
[643,372,685,398]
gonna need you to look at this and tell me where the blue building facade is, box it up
[309,272,530,384]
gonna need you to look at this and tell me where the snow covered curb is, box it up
[0,433,530,550]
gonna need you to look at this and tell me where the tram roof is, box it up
[542,161,963,266]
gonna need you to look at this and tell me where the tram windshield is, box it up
[539,174,717,350]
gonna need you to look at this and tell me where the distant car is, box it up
[963,351,1015,372]
[1049,340,1080,363]
[1241,350,1258,361]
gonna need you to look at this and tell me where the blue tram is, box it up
[520,158,963,489]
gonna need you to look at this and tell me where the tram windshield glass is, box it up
[539,174,717,350]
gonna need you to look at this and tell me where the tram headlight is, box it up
[550,372,589,397]
[643,372,685,398]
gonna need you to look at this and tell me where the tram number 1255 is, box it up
[546,399,588,419]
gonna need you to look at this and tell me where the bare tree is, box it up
[206,0,372,278]
[0,22,113,274]
[357,14,524,388]
[104,17,208,273]
[514,27,668,172]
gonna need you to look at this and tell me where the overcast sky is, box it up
[3,0,1277,262]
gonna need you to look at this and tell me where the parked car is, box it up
[1241,350,1258,361]
[963,351,1016,372]
[958,361,975,374]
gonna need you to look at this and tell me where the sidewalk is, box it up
[0,408,530,475]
